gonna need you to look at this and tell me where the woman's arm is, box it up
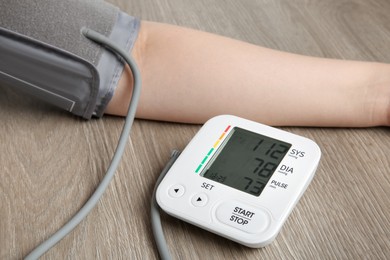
[106,21,390,127]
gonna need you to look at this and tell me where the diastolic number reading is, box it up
[201,127,292,196]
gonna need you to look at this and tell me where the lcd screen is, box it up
[201,127,291,196]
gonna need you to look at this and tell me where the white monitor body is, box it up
[157,115,321,248]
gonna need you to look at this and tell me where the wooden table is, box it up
[1,0,389,259]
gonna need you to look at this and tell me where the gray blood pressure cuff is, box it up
[0,0,140,119]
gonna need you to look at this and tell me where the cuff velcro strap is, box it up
[0,27,99,119]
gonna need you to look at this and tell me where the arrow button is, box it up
[168,185,185,198]
[191,193,208,207]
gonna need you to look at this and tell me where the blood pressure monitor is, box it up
[156,115,321,247]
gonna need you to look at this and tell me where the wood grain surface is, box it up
[1,0,389,259]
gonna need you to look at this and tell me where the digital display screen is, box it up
[201,127,291,196]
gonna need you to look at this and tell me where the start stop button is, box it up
[215,201,270,234]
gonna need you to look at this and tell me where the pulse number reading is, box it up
[201,127,291,196]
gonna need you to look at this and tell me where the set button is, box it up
[191,193,208,207]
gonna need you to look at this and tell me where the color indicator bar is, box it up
[195,125,231,173]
